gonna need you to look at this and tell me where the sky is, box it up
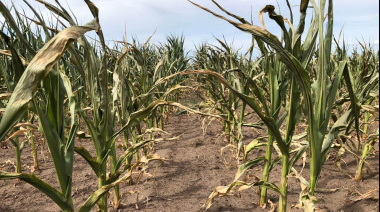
[3,0,380,53]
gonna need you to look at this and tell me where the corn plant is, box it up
[192,39,264,149]
[334,44,379,181]
[32,2,209,211]
[1,1,377,212]
[193,41,238,144]
[0,10,96,211]
[108,35,188,208]
[0,1,159,211]
[156,35,190,127]
[192,39,290,207]
[187,0,352,211]
[0,1,44,172]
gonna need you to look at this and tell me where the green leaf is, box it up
[0,20,96,142]
[288,144,309,174]
[36,106,68,194]
[35,0,76,26]
[343,65,362,144]
[183,70,288,154]
[321,109,351,159]
[244,137,266,161]
[0,171,72,210]
[235,157,265,181]
[0,2,36,56]
[269,156,282,172]
[75,146,101,177]
[79,172,132,212]
[0,31,25,82]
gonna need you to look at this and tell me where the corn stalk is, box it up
[188,0,350,211]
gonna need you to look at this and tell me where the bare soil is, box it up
[0,93,379,212]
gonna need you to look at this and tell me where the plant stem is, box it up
[15,144,21,173]
[225,119,230,141]
[98,158,108,211]
[279,153,289,212]
[355,156,365,181]
[231,115,236,144]
[362,111,370,139]
[355,139,376,181]
[260,133,274,207]
[28,128,39,170]
[110,147,120,209]
[238,103,246,141]
[132,128,139,161]
[355,111,371,181]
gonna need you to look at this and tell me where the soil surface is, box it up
[0,92,379,212]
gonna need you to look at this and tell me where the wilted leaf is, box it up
[0,20,96,142]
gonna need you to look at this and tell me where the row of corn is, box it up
[0,0,379,212]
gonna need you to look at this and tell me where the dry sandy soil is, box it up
[0,93,379,212]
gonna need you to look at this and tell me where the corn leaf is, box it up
[79,172,132,212]
[75,146,101,177]
[0,171,72,210]
[183,69,288,154]
[0,1,36,56]
[235,156,265,181]
[0,20,96,142]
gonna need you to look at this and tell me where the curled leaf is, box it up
[0,20,96,142]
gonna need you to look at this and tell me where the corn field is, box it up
[0,1,378,212]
